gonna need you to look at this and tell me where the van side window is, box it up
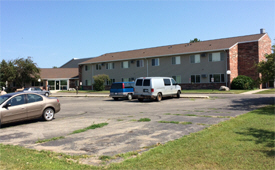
[136,79,143,86]
[164,79,171,86]
[143,79,150,86]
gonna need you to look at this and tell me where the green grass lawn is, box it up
[58,90,109,93]
[181,89,250,94]
[1,105,274,169]
[255,88,275,94]
[58,89,250,94]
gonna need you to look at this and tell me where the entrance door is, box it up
[56,81,59,90]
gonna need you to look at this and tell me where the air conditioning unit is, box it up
[131,60,135,64]
[201,74,207,78]
[101,63,105,66]
[201,53,206,57]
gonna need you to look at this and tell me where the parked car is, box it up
[134,77,181,102]
[0,92,60,126]
[109,82,135,100]
[23,87,50,97]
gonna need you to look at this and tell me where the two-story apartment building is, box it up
[79,30,271,90]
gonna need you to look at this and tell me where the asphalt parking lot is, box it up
[0,94,274,164]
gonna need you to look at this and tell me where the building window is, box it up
[106,79,115,85]
[136,60,144,67]
[209,74,225,82]
[96,64,101,70]
[60,80,67,90]
[152,58,159,66]
[121,61,130,69]
[190,54,200,63]
[122,78,130,82]
[172,56,181,65]
[85,80,92,86]
[172,76,181,84]
[85,65,90,71]
[106,63,114,69]
[191,75,200,83]
[209,52,225,62]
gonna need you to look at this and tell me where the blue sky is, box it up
[1,0,274,68]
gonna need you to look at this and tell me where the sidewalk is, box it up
[240,88,271,94]
[50,92,209,99]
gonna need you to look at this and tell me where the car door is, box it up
[163,78,172,95]
[26,94,44,119]
[34,87,43,95]
[171,78,178,94]
[0,94,27,124]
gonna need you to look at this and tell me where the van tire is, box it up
[113,97,119,101]
[177,90,181,98]
[156,93,162,102]
[127,94,133,100]
[138,98,144,102]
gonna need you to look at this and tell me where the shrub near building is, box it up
[231,75,255,90]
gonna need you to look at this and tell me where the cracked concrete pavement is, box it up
[0,94,274,160]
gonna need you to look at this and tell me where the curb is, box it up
[50,94,210,99]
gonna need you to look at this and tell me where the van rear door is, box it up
[134,78,151,95]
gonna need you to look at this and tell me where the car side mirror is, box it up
[3,103,11,108]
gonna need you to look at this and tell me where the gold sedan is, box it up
[0,92,60,126]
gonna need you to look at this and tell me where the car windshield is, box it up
[0,95,11,105]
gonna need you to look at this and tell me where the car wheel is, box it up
[113,97,119,101]
[177,90,181,98]
[127,94,133,100]
[43,108,55,121]
[45,92,49,97]
[156,93,162,102]
[138,98,144,102]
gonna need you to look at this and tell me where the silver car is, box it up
[23,87,51,97]
[0,92,60,126]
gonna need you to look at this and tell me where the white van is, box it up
[134,77,181,102]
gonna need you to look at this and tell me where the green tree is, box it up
[0,57,40,89]
[256,43,275,86]
[14,57,41,87]
[0,59,16,88]
[93,74,110,91]
[189,38,200,43]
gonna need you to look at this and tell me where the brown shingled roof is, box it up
[80,33,266,64]
[40,68,78,79]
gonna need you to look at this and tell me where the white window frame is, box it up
[85,65,90,71]
[172,75,181,84]
[121,61,130,69]
[106,79,115,85]
[152,58,160,66]
[96,64,101,70]
[172,56,181,65]
[190,54,200,63]
[136,60,144,67]
[209,74,225,83]
[106,63,114,70]
[209,52,225,62]
[122,78,130,82]
[191,75,201,83]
